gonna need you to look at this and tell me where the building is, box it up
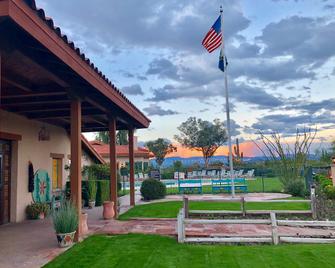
[0,0,150,237]
[89,137,153,173]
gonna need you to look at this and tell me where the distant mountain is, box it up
[150,154,319,168]
[150,155,268,168]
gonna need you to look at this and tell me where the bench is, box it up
[178,179,202,194]
[211,178,247,193]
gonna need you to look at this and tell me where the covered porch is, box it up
[0,0,150,237]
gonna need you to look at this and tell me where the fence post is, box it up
[241,197,246,216]
[183,196,189,218]
[261,174,265,192]
[177,209,185,243]
[270,212,279,245]
[310,186,317,220]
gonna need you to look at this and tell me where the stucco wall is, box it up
[0,110,71,222]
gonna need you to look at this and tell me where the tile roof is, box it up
[81,135,106,164]
[22,0,149,123]
[89,140,154,158]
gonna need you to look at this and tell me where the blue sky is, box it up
[37,0,335,149]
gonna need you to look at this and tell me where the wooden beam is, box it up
[109,117,118,218]
[0,52,2,106]
[3,99,69,106]
[25,108,103,119]
[87,116,106,126]
[0,131,22,141]
[3,77,32,93]
[70,98,82,241]
[2,92,67,99]
[128,128,135,206]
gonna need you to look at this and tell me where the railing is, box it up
[177,193,335,244]
[183,195,316,219]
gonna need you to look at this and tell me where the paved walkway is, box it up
[97,218,335,238]
[0,219,67,268]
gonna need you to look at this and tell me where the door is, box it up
[0,140,11,224]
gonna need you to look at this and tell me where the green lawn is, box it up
[166,177,283,195]
[118,200,310,220]
[44,234,335,268]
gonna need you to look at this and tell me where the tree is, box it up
[95,130,129,145]
[117,130,128,145]
[146,139,177,168]
[174,117,228,168]
[173,160,183,172]
[95,131,109,144]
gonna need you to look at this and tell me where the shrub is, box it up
[96,180,110,206]
[65,181,89,207]
[315,184,335,220]
[140,179,166,200]
[88,180,97,202]
[52,201,78,234]
[26,202,50,219]
[284,180,305,197]
[324,185,335,200]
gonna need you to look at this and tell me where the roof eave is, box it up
[3,0,150,128]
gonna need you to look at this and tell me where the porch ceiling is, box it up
[0,0,151,132]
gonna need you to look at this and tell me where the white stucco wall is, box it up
[0,110,71,222]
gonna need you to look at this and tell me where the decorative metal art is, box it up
[38,126,50,141]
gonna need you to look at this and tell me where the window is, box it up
[52,158,62,190]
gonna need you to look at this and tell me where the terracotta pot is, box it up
[56,231,76,248]
[88,200,95,209]
[38,212,45,220]
[81,212,88,235]
[103,201,115,219]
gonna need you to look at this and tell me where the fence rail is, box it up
[177,193,335,245]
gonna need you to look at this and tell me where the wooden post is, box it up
[128,128,135,206]
[183,196,189,218]
[310,186,317,220]
[331,164,335,188]
[0,53,2,106]
[109,117,118,218]
[270,212,279,245]
[70,99,82,241]
[177,209,185,243]
[241,197,246,216]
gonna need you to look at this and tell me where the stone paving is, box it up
[96,219,335,238]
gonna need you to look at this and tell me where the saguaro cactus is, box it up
[233,138,243,164]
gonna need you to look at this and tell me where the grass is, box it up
[166,177,283,195]
[118,190,130,197]
[44,234,335,268]
[118,200,310,220]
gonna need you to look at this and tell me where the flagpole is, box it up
[220,6,235,197]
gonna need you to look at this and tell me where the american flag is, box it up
[202,15,222,53]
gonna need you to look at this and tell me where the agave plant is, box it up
[52,201,78,234]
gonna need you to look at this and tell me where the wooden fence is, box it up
[177,193,335,244]
[183,195,316,219]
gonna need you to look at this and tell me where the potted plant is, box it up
[52,201,78,248]
[26,202,50,219]
[88,180,97,209]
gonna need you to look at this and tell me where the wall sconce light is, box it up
[38,126,50,141]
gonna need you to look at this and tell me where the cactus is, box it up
[233,138,243,164]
